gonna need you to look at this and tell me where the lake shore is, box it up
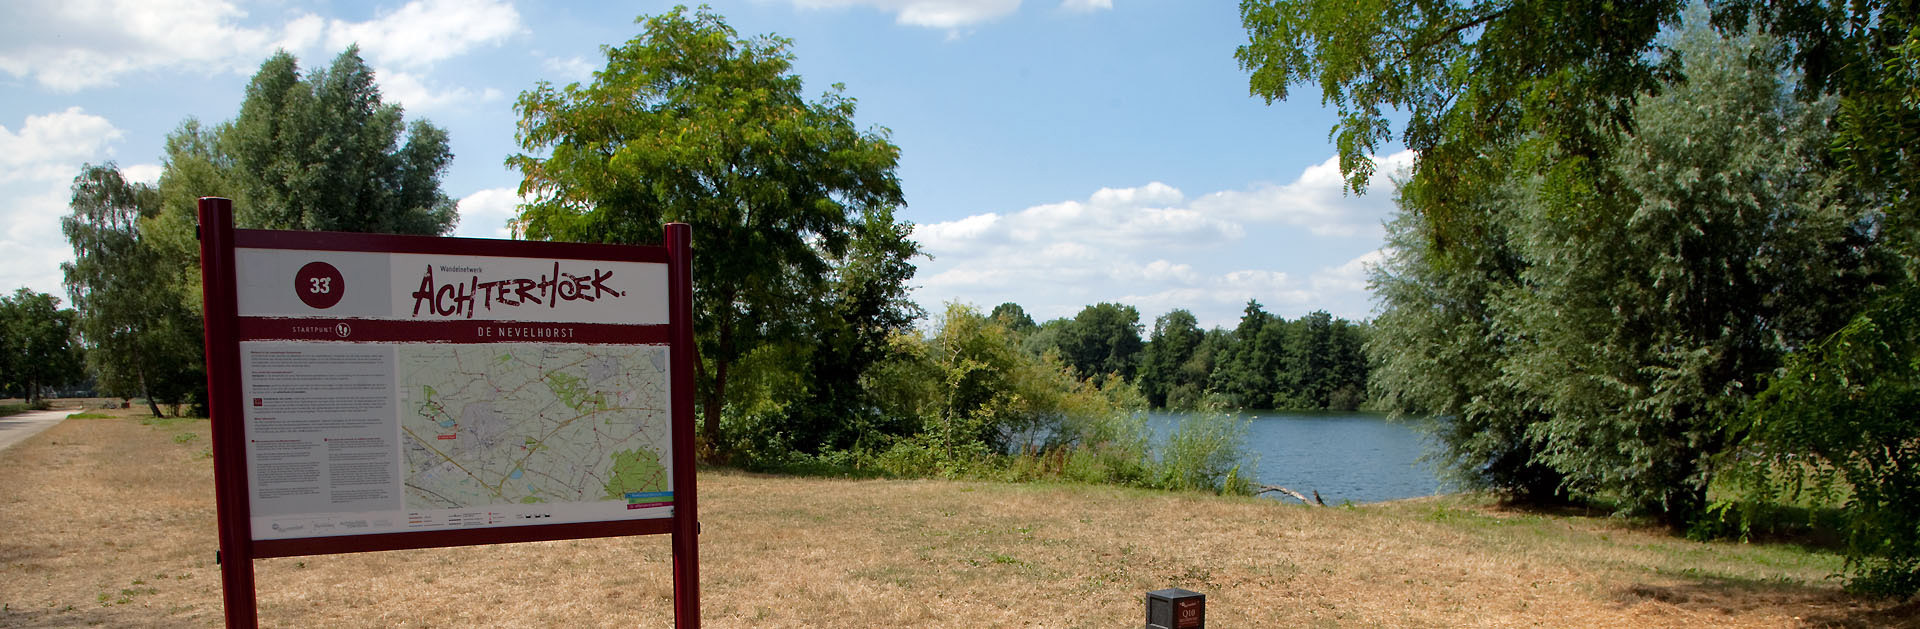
[3,409,1915,627]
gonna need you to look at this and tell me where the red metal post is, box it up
[198,198,259,628]
[666,223,700,628]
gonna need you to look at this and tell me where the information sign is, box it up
[197,198,699,627]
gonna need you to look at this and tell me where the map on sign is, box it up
[397,343,671,511]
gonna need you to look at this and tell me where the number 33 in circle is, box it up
[294,261,346,309]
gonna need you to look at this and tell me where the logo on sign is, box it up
[295,261,345,309]
[335,323,351,338]
[1178,600,1201,628]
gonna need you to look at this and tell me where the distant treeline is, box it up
[990,301,1371,412]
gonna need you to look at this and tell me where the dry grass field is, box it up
[2,409,1916,628]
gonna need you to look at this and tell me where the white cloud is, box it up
[276,13,328,53]
[912,153,1407,327]
[0,0,520,91]
[378,68,504,112]
[0,184,78,298]
[0,108,128,297]
[1309,249,1386,295]
[919,181,1241,257]
[1189,150,1414,238]
[540,54,597,84]
[1060,0,1112,12]
[1089,180,1180,207]
[454,187,525,239]
[122,163,164,186]
[325,0,522,70]
[0,0,279,90]
[790,0,1023,29]
[0,107,122,182]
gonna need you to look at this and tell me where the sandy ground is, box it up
[1,411,1915,628]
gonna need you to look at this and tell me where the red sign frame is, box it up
[197,197,699,627]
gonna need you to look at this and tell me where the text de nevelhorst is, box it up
[478,325,578,339]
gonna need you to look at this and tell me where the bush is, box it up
[1154,411,1255,494]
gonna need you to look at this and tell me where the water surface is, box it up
[1148,410,1445,504]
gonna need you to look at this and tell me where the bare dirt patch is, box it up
[1,412,1912,627]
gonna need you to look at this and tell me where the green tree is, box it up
[989,302,1036,335]
[924,303,1057,458]
[1238,0,1918,529]
[785,207,924,453]
[507,6,910,459]
[1237,0,1684,242]
[1499,25,1877,527]
[1712,0,1920,596]
[222,47,457,234]
[0,289,83,404]
[1210,300,1283,408]
[1021,317,1070,359]
[1276,311,1369,410]
[1734,287,1920,595]
[1139,309,1204,408]
[1369,181,1567,502]
[1176,328,1233,409]
[1057,303,1144,382]
[61,164,206,416]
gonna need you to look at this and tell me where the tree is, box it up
[1734,286,1920,596]
[1369,170,1568,503]
[222,47,457,234]
[61,164,206,415]
[1237,0,1684,242]
[1139,309,1204,408]
[1176,328,1233,409]
[1209,300,1280,408]
[1499,25,1878,526]
[0,289,83,404]
[1057,303,1144,382]
[989,302,1036,335]
[1711,0,1920,596]
[508,6,910,459]
[1277,310,1366,410]
[785,207,924,453]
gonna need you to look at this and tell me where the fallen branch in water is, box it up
[1255,485,1323,506]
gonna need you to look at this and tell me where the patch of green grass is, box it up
[0,402,51,416]
[171,432,198,444]
[65,411,113,419]
[136,414,205,429]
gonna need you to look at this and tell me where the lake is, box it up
[1147,410,1447,504]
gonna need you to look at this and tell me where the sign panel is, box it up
[228,249,673,540]
[199,199,699,628]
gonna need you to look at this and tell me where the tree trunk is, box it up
[1661,483,1708,532]
[699,308,734,463]
[139,366,164,418]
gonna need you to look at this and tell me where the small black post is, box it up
[1145,588,1204,629]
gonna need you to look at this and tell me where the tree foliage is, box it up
[1244,0,1920,590]
[507,6,913,459]
[0,289,83,404]
[1139,309,1204,408]
[853,303,1249,495]
[1370,187,1567,502]
[61,164,205,415]
[1237,0,1684,239]
[1731,285,1920,596]
[1498,25,1878,524]
[1056,302,1145,382]
[223,47,457,235]
[782,206,925,453]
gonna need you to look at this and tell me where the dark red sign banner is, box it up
[198,197,699,627]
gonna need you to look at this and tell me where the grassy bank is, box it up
[1,410,1914,627]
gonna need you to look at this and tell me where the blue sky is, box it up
[0,0,1409,330]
